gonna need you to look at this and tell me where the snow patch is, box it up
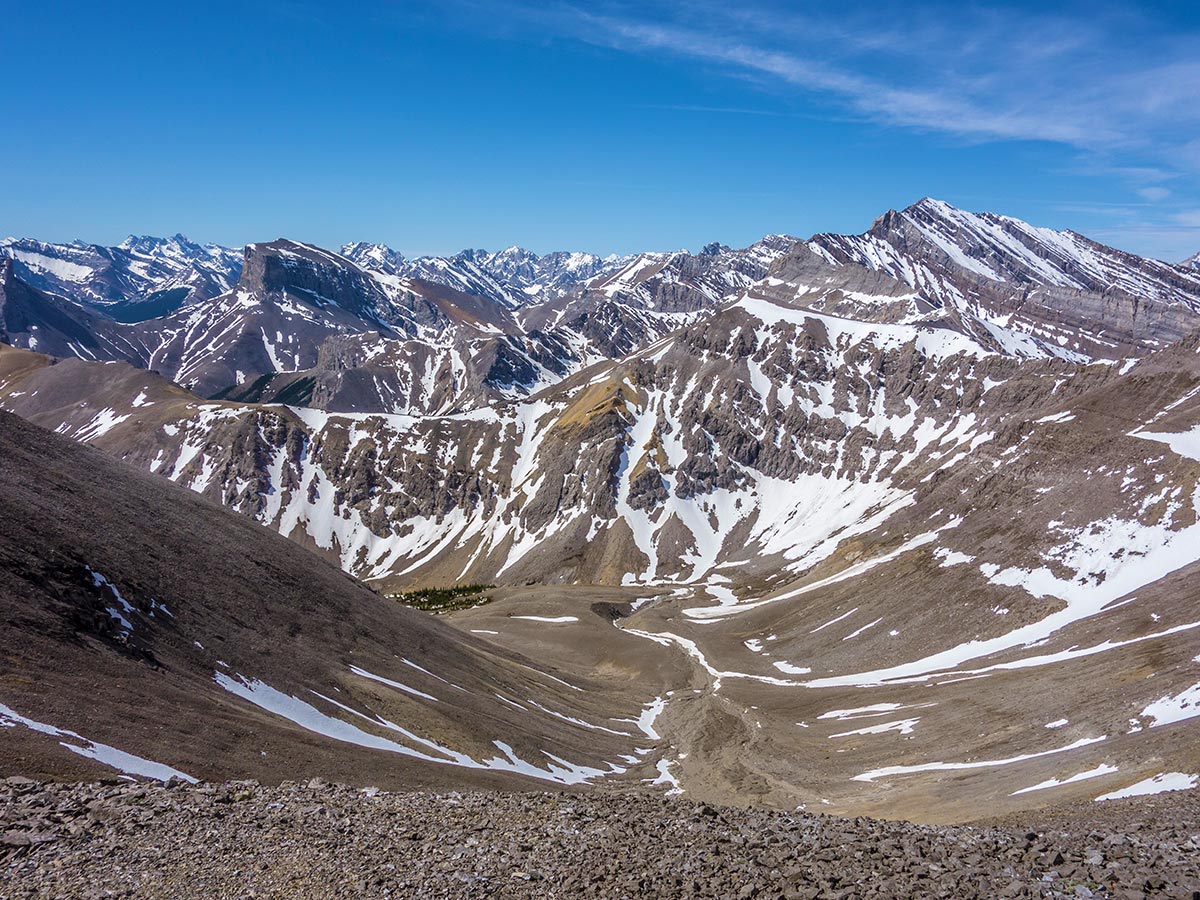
[1140,680,1200,728]
[1095,772,1197,801]
[1012,764,1119,795]
[853,736,1105,782]
[0,701,195,783]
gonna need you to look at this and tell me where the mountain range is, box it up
[2,198,1200,821]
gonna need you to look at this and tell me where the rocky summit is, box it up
[2,197,1200,896]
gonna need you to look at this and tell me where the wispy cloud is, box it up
[549,2,1200,160]
[1138,187,1171,202]
[584,18,1102,144]
[1088,224,1200,264]
[486,0,1200,258]
[431,0,1200,258]
[1172,211,1200,229]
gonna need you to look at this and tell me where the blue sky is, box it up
[5,1,1200,260]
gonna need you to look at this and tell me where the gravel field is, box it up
[1,778,1197,899]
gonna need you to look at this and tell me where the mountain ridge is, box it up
[5,198,1200,817]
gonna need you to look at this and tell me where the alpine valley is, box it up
[3,197,1200,835]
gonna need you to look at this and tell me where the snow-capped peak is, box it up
[341,242,406,272]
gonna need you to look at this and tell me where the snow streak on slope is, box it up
[800,484,1200,689]
[806,198,1200,361]
[215,671,642,786]
[813,198,1200,308]
[853,737,1107,783]
[0,701,196,783]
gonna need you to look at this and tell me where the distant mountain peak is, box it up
[340,241,635,311]
[240,239,368,295]
[493,244,530,258]
[341,242,406,271]
[806,197,1200,362]
[118,233,207,252]
[0,233,243,322]
[904,195,949,212]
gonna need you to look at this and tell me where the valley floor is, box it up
[2,779,1195,900]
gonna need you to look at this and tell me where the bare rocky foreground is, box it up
[2,779,1196,900]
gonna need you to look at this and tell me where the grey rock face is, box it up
[807,198,1200,359]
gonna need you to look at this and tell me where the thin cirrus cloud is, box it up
[534,2,1200,161]
[1138,187,1171,202]
[498,0,1200,261]
[591,20,1105,145]
[1174,211,1200,229]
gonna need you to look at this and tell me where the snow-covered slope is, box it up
[341,242,630,310]
[807,198,1200,360]
[0,258,145,363]
[0,285,1084,586]
[0,234,242,321]
[140,240,582,408]
[517,235,800,361]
